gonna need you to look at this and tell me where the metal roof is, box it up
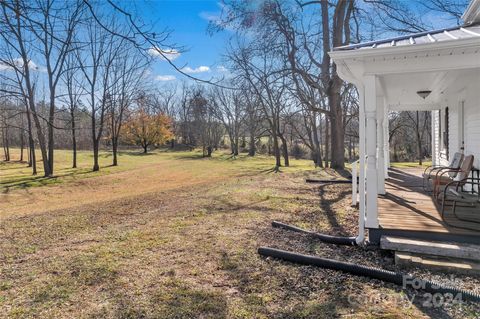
[334,23,480,51]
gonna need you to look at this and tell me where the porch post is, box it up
[364,75,379,228]
[357,84,366,243]
[384,104,390,178]
[377,96,386,195]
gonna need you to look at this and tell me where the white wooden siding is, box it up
[464,80,480,169]
[432,73,480,193]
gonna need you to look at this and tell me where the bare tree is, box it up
[243,90,263,156]
[1,0,47,174]
[76,19,123,171]
[190,88,213,157]
[0,0,83,176]
[209,84,245,156]
[151,84,179,148]
[61,54,84,168]
[108,45,150,166]
[229,43,288,169]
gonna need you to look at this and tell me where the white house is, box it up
[329,0,480,246]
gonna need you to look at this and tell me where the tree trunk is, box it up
[28,133,37,175]
[348,136,352,161]
[280,135,289,167]
[234,135,239,156]
[416,111,423,166]
[324,115,330,168]
[272,132,281,169]
[229,133,236,155]
[25,105,36,174]
[112,137,118,166]
[71,111,77,168]
[248,134,255,156]
[312,116,323,168]
[2,128,10,161]
[30,100,50,176]
[329,82,345,169]
[47,96,55,175]
[93,140,100,171]
[19,128,24,162]
[393,143,399,162]
[143,144,148,154]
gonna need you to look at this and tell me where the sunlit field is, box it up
[0,148,315,217]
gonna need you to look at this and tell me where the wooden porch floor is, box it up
[378,168,480,236]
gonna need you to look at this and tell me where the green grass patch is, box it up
[390,161,432,168]
[1,148,315,192]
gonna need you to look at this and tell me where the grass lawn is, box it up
[0,149,478,318]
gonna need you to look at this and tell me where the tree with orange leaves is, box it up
[122,108,173,154]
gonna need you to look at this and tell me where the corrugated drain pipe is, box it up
[272,221,358,246]
[258,247,480,303]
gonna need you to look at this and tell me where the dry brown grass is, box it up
[0,150,478,318]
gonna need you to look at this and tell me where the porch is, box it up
[369,167,480,244]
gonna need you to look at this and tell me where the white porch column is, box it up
[377,97,386,195]
[384,104,390,178]
[357,85,366,244]
[364,75,379,228]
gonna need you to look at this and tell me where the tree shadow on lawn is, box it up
[169,153,210,160]
[258,166,282,174]
[119,151,155,157]
[307,167,352,180]
[106,279,229,319]
[0,168,100,193]
[0,160,30,170]
[315,183,352,236]
[201,196,273,215]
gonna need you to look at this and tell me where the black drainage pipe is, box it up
[272,221,357,246]
[258,247,480,303]
[306,179,352,184]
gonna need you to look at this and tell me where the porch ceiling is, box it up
[380,67,480,111]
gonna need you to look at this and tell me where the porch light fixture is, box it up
[417,90,432,99]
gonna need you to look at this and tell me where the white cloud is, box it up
[148,47,181,61]
[199,11,220,23]
[199,2,236,32]
[155,75,176,81]
[0,58,45,72]
[0,62,11,71]
[216,65,228,72]
[181,66,210,74]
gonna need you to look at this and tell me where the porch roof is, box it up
[328,19,480,111]
[334,23,480,52]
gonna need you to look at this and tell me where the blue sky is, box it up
[140,0,231,83]
[137,0,468,85]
